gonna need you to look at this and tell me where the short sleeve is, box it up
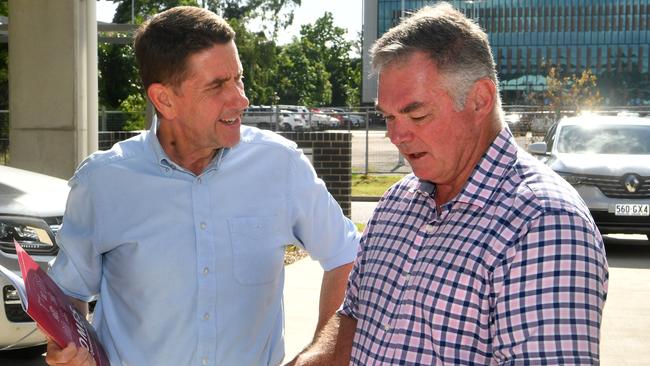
[491,210,608,364]
[48,172,103,301]
[287,148,359,271]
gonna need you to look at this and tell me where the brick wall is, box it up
[279,131,352,218]
[99,130,353,218]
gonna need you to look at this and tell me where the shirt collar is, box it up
[408,127,518,208]
[454,127,519,208]
[145,115,229,175]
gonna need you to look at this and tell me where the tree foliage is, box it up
[276,40,331,106]
[297,13,356,106]
[545,67,603,116]
[229,18,279,104]
[97,1,361,117]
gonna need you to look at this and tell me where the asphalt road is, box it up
[3,234,649,366]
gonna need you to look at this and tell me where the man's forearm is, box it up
[288,313,357,366]
[316,262,353,333]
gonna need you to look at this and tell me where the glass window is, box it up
[557,125,650,155]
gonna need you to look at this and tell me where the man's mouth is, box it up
[407,152,426,159]
[219,117,238,126]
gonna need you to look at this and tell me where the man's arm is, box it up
[315,262,353,334]
[287,313,357,366]
[44,296,95,366]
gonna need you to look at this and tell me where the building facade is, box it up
[362,0,650,106]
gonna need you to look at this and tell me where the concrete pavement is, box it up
[283,201,650,364]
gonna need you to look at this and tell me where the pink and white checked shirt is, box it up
[340,128,608,365]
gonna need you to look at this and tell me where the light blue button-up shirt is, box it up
[49,122,360,365]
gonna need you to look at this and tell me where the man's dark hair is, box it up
[134,6,235,91]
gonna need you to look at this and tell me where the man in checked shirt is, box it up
[289,3,608,365]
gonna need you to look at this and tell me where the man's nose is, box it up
[232,85,249,110]
[386,120,412,146]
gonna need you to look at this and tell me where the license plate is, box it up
[614,204,650,216]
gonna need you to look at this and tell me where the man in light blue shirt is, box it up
[45,6,359,366]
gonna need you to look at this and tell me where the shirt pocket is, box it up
[229,215,284,285]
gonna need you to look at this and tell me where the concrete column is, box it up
[8,0,97,179]
[362,0,378,105]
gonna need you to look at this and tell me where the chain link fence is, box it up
[2,107,649,172]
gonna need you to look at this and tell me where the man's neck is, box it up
[157,122,219,176]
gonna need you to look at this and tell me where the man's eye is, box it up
[411,115,427,121]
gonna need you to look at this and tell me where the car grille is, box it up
[590,210,650,235]
[581,175,650,198]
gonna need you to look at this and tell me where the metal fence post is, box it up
[364,111,369,175]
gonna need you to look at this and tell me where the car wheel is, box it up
[282,123,292,131]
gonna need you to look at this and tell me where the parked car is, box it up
[278,110,308,131]
[346,113,366,128]
[0,165,69,353]
[528,113,650,235]
[242,105,308,131]
[278,105,312,131]
[242,105,277,130]
[309,108,340,129]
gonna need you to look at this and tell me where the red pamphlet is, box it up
[0,240,109,365]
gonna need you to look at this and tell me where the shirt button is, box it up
[203,313,210,320]
[426,224,435,234]
[203,267,210,275]
[201,357,208,365]
[383,323,391,331]
[197,177,202,184]
[200,222,207,230]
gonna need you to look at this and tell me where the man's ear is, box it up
[147,83,176,120]
[467,78,497,122]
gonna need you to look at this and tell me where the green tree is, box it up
[229,18,279,105]
[545,67,603,117]
[297,13,357,106]
[98,42,141,109]
[100,0,302,111]
[276,39,331,106]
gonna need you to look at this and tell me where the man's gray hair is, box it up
[371,2,500,110]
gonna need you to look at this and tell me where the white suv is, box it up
[0,165,69,353]
[528,113,650,236]
[243,106,308,131]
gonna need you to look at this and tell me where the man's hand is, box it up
[45,339,96,366]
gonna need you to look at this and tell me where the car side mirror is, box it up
[528,142,549,155]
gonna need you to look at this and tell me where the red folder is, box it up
[0,240,110,365]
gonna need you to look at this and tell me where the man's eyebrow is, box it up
[206,71,243,88]
[399,102,424,114]
[375,102,424,116]
[206,76,229,88]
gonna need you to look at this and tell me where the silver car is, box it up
[528,114,650,236]
[0,165,69,352]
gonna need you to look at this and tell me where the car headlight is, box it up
[556,171,584,186]
[0,215,58,255]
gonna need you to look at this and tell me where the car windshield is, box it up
[557,124,650,155]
